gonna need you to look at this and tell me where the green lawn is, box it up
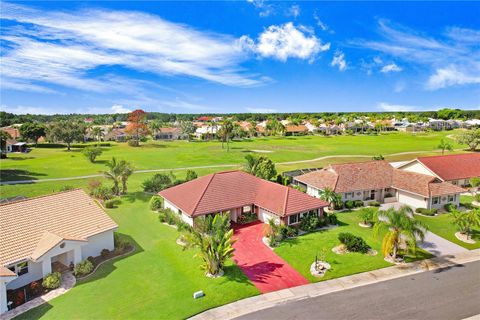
[1,131,460,182]
[16,193,258,320]
[414,213,480,250]
[275,210,433,282]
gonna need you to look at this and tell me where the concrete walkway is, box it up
[1,272,75,320]
[190,249,480,320]
[232,222,309,293]
[419,231,468,256]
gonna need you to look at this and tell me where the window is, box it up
[448,195,455,202]
[8,261,29,276]
[288,214,299,225]
[345,192,354,199]
[242,206,252,213]
[432,197,440,205]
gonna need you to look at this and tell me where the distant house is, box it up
[0,127,21,139]
[84,118,94,124]
[398,153,480,188]
[194,125,220,139]
[159,170,328,227]
[294,160,464,210]
[285,125,308,136]
[155,127,187,140]
[0,190,118,314]
[105,128,127,142]
[5,139,27,153]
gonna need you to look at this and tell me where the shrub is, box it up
[92,185,113,201]
[415,208,438,216]
[333,202,344,210]
[142,173,174,193]
[127,140,139,147]
[369,201,381,207]
[444,203,457,212]
[344,200,355,209]
[280,225,298,238]
[87,179,102,194]
[185,170,198,181]
[42,272,61,289]
[59,185,74,192]
[29,281,43,296]
[104,199,116,208]
[101,249,110,258]
[326,213,337,225]
[354,200,364,208]
[74,260,94,277]
[158,208,191,232]
[114,233,130,253]
[299,212,321,232]
[149,196,164,211]
[82,146,103,163]
[338,232,370,253]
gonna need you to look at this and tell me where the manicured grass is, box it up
[1,131,460,182]
[15,193,258,320]
[275,210,433,282]
[414,213,480,250]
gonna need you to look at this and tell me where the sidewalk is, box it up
[190,249,480,320]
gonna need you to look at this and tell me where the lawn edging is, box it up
[189,249,480,320]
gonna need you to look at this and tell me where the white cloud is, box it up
[246,107,277,113]
[394,81,406,93]
[111,104,131,114]
[377,102,445,112]
[313,11,331,33]
[351,19,480,90]
[241,23,330,62]
[0,104,55,115]
[246,0,275,17]
[288,5,301,18]
[0,2,265,94]
[380,63,402,73]
[427,66,480,90]
[331,51,347,71]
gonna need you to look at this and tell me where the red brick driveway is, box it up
[232,221,309,293]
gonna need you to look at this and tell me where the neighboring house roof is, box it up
[0,189,118,266]
[0,127,21,139]
[285,125,308,133]
[197,116,213,121]
[0,266,16,277]
[159,127,182,134]
[159,170,328,218]
[295,160,465,197]
[414,153,480,181]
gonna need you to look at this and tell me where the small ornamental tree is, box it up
[437,139,453,155]
[125,109,149,146]
[48,120,86,151]
[82,146,103,163]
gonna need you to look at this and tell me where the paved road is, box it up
[235,261,480,320]
[1,149,460,185]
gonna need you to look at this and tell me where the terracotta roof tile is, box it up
[0,189,118,266]
[159,171,328,217]
[417,153,480,181]
[285,125,308,133]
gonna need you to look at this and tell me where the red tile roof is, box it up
[159,127,181,134]
[416,153,480,181]
[295,160,466,197]
[286,125,308,133]
[159,171,328,217]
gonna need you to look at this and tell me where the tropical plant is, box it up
[263,218,281,246]
[179,121,196,141]
[183,213,235,276]
[119,160,133,194]
[437,139,453,155]
[359,207,376,225]
[469,177,480,198]
[91,126,104,143]
[185,170,198,181]
[42,272,61,289]
[243,154,277,180]
[452,209,480,240]
[319,188,342,209]
[373,206,427,260]
[82,146,103,163]
[338,232,370,253]
[103,157,123,195]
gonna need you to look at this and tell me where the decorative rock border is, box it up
[206,269,225,278]
[358,222,372,228]
[310,261,331,277]
[455,232,476,244]
[76,245,136,281]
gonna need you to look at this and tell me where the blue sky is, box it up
[0,1,479,114]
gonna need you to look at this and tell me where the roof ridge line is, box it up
[0,188,85,207]
[191,173,217,214]
[282,187,289,215]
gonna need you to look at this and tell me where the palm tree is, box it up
[319,188,342,209]
[184,213,235,276]
[223,120,234,151]
[149,120,162,139]
[119,160,134,194]
[103,157,123,195]
[91,127,103,143]
[452,209,480,240]
[373,206,427,260]
[437,139,453,155]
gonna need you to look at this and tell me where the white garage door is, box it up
[398,191,427,209]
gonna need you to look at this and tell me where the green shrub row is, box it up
[74,259,94,277]
[444,203,458,212]
[299,212,337,232]
[30,142,111,148]
[344,200,364,209]
[415,208,438,216]
[158,208,192,232]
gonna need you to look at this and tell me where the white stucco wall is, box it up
[306,186,320,198]
[341,190,364,202]
[397,190,428,209]
[81,230,115,259]
[430,194,460,210]
[163,199,194,226]
[5,261,43,290]
[400,161,436,177]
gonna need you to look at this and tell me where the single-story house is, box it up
[294,160,465,210]
[105,128,127,142]
[398,153,480,188]
[285,125,308,136]
[159,170,328,227]
[0,189,118,314]
[5,139,27,153]
[155,127,187,140]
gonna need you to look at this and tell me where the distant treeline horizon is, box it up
[1,108,479,127]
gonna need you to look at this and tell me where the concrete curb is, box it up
[189,249,480,320]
